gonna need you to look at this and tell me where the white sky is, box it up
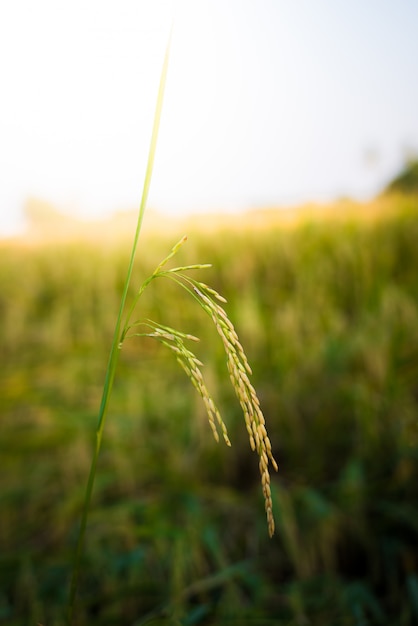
[1,0,418,235]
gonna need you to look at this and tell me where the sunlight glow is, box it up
[0,0,418,235]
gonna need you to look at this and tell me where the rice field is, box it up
[1,194,418,625]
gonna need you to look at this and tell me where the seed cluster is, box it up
[141,323,231,447]
[192,283,278,537]
[129,238,278,537]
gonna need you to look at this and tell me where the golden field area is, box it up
[1,193,418,625]
[16,193,408,243]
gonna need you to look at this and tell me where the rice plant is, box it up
[66,31,277,625]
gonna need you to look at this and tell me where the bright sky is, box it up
[1,0,418,235]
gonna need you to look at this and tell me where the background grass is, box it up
[1,195,418,625]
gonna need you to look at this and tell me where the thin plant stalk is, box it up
[67,32,172,625]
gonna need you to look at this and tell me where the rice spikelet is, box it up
[192,283,278,537]
[142,322,231,447]
[131,248,278,537]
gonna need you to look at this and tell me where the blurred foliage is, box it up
[1,195,418,625]
[384,159,418,195]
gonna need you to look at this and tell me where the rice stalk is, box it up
[68,20,277,625]
[66,29,172,626]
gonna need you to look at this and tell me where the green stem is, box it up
[67,30,172,625]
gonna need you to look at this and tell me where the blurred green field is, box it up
[1,196,418,625]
